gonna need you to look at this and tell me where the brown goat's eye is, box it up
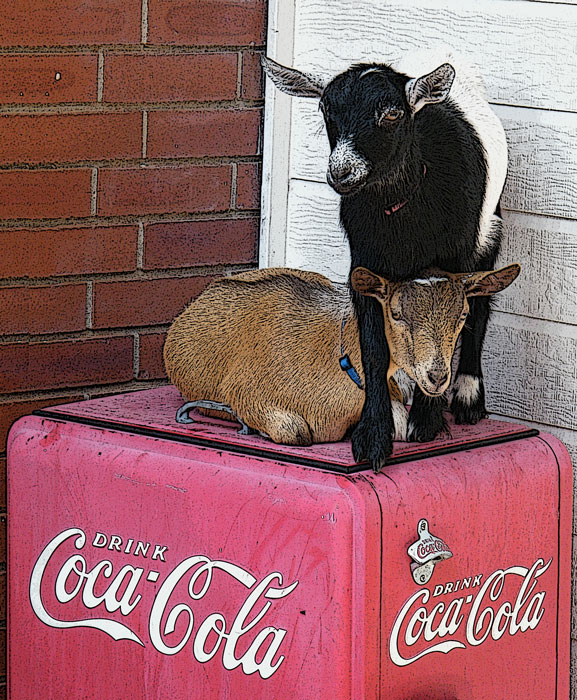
[391,308,404,321]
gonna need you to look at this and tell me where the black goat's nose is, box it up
[330,164,353,183]
[427,369,449,389]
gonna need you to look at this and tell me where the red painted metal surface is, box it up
[7,387,572,699]
[38,385,538,471]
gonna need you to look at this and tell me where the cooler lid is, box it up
[35,386,537,474]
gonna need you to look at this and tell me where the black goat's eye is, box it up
[377,108,404,126]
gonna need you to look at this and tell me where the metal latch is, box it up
[407,519,453,585]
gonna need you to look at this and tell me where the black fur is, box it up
[407,392,449,442]
[319,64,502,471]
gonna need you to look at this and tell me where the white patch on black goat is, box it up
[452,373,481,405]
[360,67,381,78]
[475,214,504,261]
[328,137,370,183]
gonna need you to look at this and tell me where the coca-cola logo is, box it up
[407,519,452,585]
[29,528,299,679]
[389,557,552,666]
[416,537,450,559]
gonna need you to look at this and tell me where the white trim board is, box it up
[259,0,296,268]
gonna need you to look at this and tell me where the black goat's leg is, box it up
[350,294,394,473]
[407,388,448,442]
[451,295,491,424]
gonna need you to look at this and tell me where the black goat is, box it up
[263,52,508,472]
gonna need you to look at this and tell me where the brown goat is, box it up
[164,265,519,453]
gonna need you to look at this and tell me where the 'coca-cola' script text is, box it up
[29,528,299,679]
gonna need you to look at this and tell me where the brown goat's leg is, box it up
[256,408,313,446]
[218,375,314,445]
[197,407,238,422]
[388,376,409,442]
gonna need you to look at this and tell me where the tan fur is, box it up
[164,269,361,445]
[164,264,520,445]
[352,264,521,398]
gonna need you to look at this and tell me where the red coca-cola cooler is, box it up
[7,386,572,699]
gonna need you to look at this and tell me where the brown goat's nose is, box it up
[427,369,449,390]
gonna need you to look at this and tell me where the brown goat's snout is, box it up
[414,358,452,398]
[426,366,450,394]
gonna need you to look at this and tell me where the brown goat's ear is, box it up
[351,267,388,298]
[261,57,325,98]
[405,63,455,113]
[461,263,521,297]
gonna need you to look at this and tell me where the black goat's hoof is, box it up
[351,418,393,474]
[451,398,487,425]
[407,391,448,442]
[451,375,487,425]
[407,406,449,443]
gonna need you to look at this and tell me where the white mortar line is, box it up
[142,110,148,158]
[86,281,93,329]
[137,222,145,269]
[90,168,98,216]
[97,52,104,102]
[236,51,243,99]
[133,333,140,377]
[230,162,238,209]
[141,0,149,44]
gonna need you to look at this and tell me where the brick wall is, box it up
[0,1,267,693]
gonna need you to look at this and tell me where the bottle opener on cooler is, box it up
[407,518,453,585]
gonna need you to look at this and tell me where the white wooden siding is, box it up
[496,213,577,324]
[293,0,577,111]
[261,0,577,684]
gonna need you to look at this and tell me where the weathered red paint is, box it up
[7,387,572,699]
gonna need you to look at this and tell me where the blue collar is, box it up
[339,316,364,389]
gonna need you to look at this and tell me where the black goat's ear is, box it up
[405,63,455,113]
[461,263,521,297]
[261,56,325,98]
[351,267,388,298]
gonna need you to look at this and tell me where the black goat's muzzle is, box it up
[326,169,367,195]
